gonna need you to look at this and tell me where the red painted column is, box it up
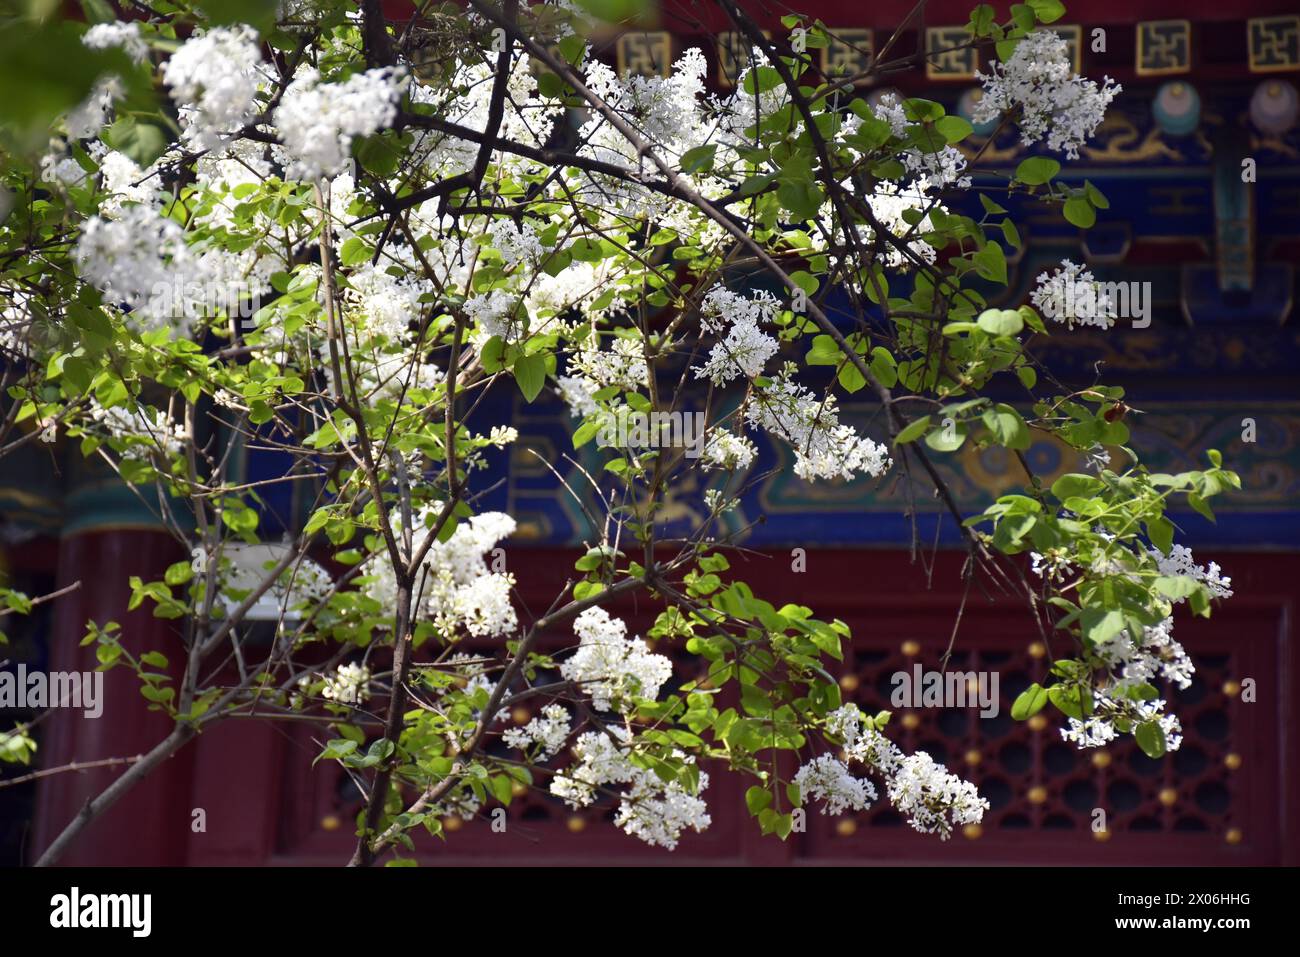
[31,478,194,865]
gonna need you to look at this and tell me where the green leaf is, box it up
[1010,683,1049,720]
[1027,0,1066,23]
[1146,516,1175,555]
[1050,473,1104,500]
[103,117,170,168]
[968,4,996,36]
[1048,684,1091,719]
[201,0,279,33]
[1187,492,1216,523]
[513,353,547,402]
[935,115,973,144]
[894,416,931,444]
[976,308,1023,336]
[776,178,824,222]
[1015,157,1061,186]
[982,404,1030,450]
[1135,721,1167,759]
[973,242,1007,284]
[1063,196,1096,228]
[925,422,967,452]
[139,651,170,669]
[745,785,773,816]
[1084,180,1110,209]
[1155,576,1200,600]
[680,144,717,174]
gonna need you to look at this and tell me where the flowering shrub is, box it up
[0,0,1239,865]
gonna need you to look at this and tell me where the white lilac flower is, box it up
[83,21,150,64]
[869,93,971,191]
[321,662,371,705]
[692,288,780,386]
[854,180,945,271]
[549,726,633,807]
[488,219,545,268]
[87,401,186,461]
[344,255,433,341]
[793,754,876,815]
[745,368,892,482]
[1029,549,1075,583]
[615,759,711,850]
[819,704,988,839]
[40,147,88,188]
[702,488,738,513]
[1061,690,1183,753]
[973,30,1120,159]
[275,66,408,180]
[701,430,756,471]
[502,703,571,759]
[559,606,673,713]
[486,425,518,447]
[1094,617,1195,693]
[92,150,168,218]
[74,205,188,322]
[162,25,267,151]
[556,374,600,418]
[364,509,517,639]
[569,336,646,392]
[414,52,561,179]
[189,544,334,618]
[1060,714,1118,748]
[580,48,709,171]
[549,728,711,850]
[1030,259,1116,330]
[75,204,269,335]
[1151,544,1233,600]
[464,289,522,342]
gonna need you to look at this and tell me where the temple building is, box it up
[2,1,1298,865]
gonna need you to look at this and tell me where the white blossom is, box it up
[701,430,757,471]
[321,662,371,705]
[819,704,988,839]
[275,66,408,180]
[65,76,124,140]
[464,289,522,342]
[559,606,673,713]
[1151,545,1233,600]
[693,288,779,386]
[745,368,892,482]
[793,754,875,815]
[344,254,433,341]
[83,21,149,64]
[87,401,186,461]
[549,728,711,850]
[973,30,1120,159]
[1030,259,1116,329]
[502,704,571,760]
[162,25,266,151]
[364,509,517,639]
[487,219,546,268]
